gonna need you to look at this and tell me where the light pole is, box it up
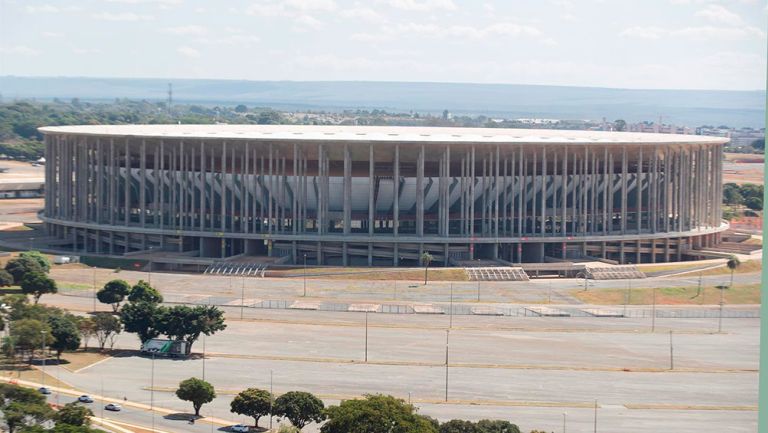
[240,277,245,320]
[303,254,307,297]
[651,287,656,332]
[718,284,725,333]
[669,330,674,370]
[364,312,369,363]
[563,412,567,433]
[147,246,154,285]
[593,399,598,433]
[444,329,449,402]
[449,283,453,329]
[92,266,97,313]
[40,330,45,387]
[269,370,274,430]
[151,353,155,431]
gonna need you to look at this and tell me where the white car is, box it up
[38,387,51,395]
[78,395,94,403]
[231,425,250,432]
[104,403,122,411]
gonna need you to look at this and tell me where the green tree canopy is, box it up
[120,301,162,343]
[0,270,14,287]
[127,280,163,304]
[156,305,226,349]
[274,391,325,430]
[0,381,53,433]
[97,280,130,312]
[55,402,93,426]
[20,272,57,304]
[10,319,52,362]
[92,313,121,351]
[745,196,763,211]
[176,377,216,417]
[47,314,81,360]
[475,420,520,433]
[4,256,44,285]
[19,251,51,273]
[439,420,478,433]
[321,394,438,433]
[230,388,273,428]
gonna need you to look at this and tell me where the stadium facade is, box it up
[39,125,728,267]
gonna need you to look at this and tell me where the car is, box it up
[38,387,51,395]
[104,403,122,412]
[78,395,94,403]
[230,425,250,432]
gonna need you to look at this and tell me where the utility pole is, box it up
[593,399,598,433]
[718,285,724,333]
[364,312,369,363]
[92,267,97,313]
[651,287,656,332]
[269,370,274,430]
[303,254,307,297]
[40,330,45,387]
[449,283,453,329]
[563,412,567,433]
[476,281,480,302]
[444,329,449,402]
[151,353,155,431]
[240,277,245,320]
[669,330,674,370]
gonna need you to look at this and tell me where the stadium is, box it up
[38,125,728,269]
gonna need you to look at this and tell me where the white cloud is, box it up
[293,15,325,31]
[355,21,543,41]
[177,46,201,58]
[72,48,102,54]
[620,26,666,39]
[340,7,385,23]
[42,31,63,38]
[672,25,764,40]
[25,4,59,13]
[107,0,182,4]
[0,45,40,56]
[283,0,337,11]
[246,0,336,16]
[91,12,155,21]
[695,4,743,25]
[162,25,208,35]
[385,0,457,11]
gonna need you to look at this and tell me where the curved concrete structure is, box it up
[39,125,728,266]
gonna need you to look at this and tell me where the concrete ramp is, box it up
[290,301,321,310]
[348,303,380,312]
[582,308,624,317]
[413,304,445,314]
[525,306,571,317]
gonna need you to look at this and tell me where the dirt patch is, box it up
[571,283,760,305]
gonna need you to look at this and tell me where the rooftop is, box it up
[39,124,729,145]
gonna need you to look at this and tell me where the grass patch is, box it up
[572,284,760,305]
[696,260,761,276]
[269,267,469,281]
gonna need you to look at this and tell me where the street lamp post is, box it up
[651,287,657,332]
[92,266,97,313]
[364,312,369,363]
[562,412,567,433]
[718,284,725,333]
[40,330,45,388]
[444,329,449,402]
[240,277,245,320]
[669,330,674,370]
[303,254,307,297]
[151,353,155,431]
[449,283,453,329]
[269,370,274,430]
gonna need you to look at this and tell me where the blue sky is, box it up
[0,0,765,90]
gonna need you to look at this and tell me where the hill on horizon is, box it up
[0,76,764,128]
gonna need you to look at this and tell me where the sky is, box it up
[0,0,766,91]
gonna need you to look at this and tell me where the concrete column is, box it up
[140,139,147,228]
[540,147,546,236]
[344,143,351,235]
[369,144,375,236]
[620,147,627,235]
[124,138,130,226]
[416,144,424,237]
[393,144,399,236]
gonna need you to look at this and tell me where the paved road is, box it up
[35,307,758,433]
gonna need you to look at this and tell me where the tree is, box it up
[722,183,744,206]
[19,251,51,273]
[10,319,52,363]
[47,314,81,361]
[156,305,226,350]
[0,270,14,287]
[230,388,273,428]
[128,280,163,304]
[55,402,93,426]
[321,394,438,433]
[4,256,44,285]
[176,377,216,417]
[235,104,248,113]
[421,252,433,285]
[751,138,764,150]
[274,391,325,430]
[475,420,520,433]
[439,420,478,433]
[613,119,626,131]
[739,183,763,202]
[120,301,162,343]
[92,313,121,351]
[727,255,740,289]
[745,196,763,211]
[75,317,95,350]
[97,280,130,312]
[3,400,53,433]
[20,272,57,304]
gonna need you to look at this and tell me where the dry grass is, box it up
[58,349,111,372]
[696,260,761,276]
[637,262,718,274]
[268,267,469,281]
[0,363,69,388]
[572,283,761,305]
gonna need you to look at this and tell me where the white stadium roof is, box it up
[39,124,729,145]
